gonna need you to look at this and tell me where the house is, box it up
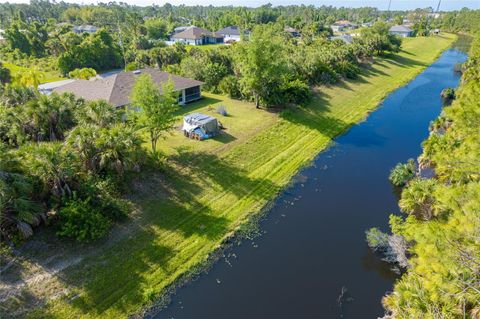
[170,26,224,45]
[182,113,220,140]
[38,79,76,95]
[73,25,98,34]
[389,25,414,38]
[330,34,354,44]
[53,68,204,107]
[284,26,301,38]
[172,26,189,35]
[330,20,356,33]
[216,26,247,42]
[0,29,5,44]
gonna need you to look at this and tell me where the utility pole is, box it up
[113,4,127,70]
[387,0,392,21]
[436,0,442,13]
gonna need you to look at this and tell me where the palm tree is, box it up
[0,146,43,239]
[75,100,120,128]
[399,178,438,220]
[95,124,143,175]
[19,143,76,199]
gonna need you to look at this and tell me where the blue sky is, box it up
[2,0,480,10]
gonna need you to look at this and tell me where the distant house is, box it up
[330,20,356,33]
[170,26,224,45]
[389,25,414,38]
[361,21,374,28]
[172,26,189,35]
[216,26,247,42]
[0,29,5,44]
[73,25,98,34]
[53,68,204,107]
[284,26,301,38]
[330,34,354,44]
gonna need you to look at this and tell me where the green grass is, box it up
[2,61,65,84]
[29,34,456,319]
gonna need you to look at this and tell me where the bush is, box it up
[366,227,389,251]
[219,75,242,98]
[281,79,312,105]
[77,177,130,222]
[57,198,111,242]
[0,62,11,84]
[68,67,97,80]
[441,88,456,105]
[336,61,360,79]
[125,62,139,72]
[389,159,416,187]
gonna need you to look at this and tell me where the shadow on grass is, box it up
[175,96,223,117]
[34,149,282,316]
[383,52,427,69]
[57,231,176,317]
[169,147,279,202]
[212,131,237,144]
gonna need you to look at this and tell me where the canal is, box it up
[153,47,467,319]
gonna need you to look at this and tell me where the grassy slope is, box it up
[2,61,65,84]
[35,34,456,318]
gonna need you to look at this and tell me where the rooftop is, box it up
[389,25,414,32]
[54,68,204,107]
[171,26,221,40]
[217,26,241,36]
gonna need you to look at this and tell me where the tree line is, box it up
[367,33,480,318]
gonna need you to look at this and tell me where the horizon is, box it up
[1,0,479,11]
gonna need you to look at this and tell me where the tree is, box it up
[0,62,12,85]
[145,18,168,40]
[234,24,289,108]
[399,178,438,220]
[359,21,402,55]
[0,146,43,239]
[75,100,120,128]
[130,74,178,153]
[19,68,45,89]
[68,68,97,80]
[389,159,416,187]
[58,30,122,74]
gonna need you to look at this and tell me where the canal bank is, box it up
[154,48,468,319]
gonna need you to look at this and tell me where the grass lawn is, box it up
[2,61,65,84]
[17,34,456,319]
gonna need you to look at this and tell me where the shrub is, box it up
[440,88,456,105]
[125,62,139,72]
[336,61,360,79]
[281,79,311,105]
[0,62,11,85]
[68,68,97,80]
[57,198,111,242]
[218,75,242,99]
[389,159,416,187]
[366,227,389,251]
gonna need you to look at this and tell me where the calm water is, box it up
[152,49,467,319]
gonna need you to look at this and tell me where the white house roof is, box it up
[38,79,76,94]
[389,25,413,33]
[331,34,354,44]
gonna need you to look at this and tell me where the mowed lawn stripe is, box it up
[35,34,456,319]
